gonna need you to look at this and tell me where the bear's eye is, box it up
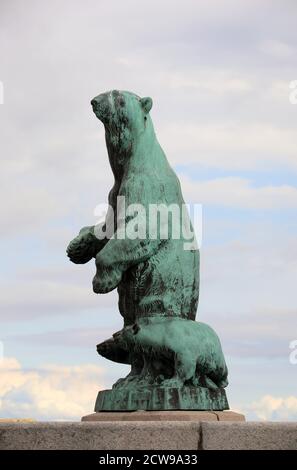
[144,116,147,121]
[119,97,125,108]
[132,323,140,334]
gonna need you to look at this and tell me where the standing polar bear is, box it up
[67,90,199,366]
[67,90,229,408]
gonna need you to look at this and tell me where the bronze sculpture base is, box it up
[95,386,229,412]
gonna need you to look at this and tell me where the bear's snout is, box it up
[91,93,110,121]
[91,96,105,111]
[91,98,97,110]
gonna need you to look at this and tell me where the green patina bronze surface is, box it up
[66,90,229,411]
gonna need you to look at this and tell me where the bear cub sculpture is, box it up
[113,318,228,391]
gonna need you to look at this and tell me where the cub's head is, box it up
[91,90,153,159]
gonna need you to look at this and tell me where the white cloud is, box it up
[161,123,297,170]
[0,186,62,235]
[9,327,116,350]
[0,136,112,239]
[267,80,293,102]
[196,223,297,359]
[180,175,297,209]
[0,279,116,321]
[259,40,295,59]
[169,71,253,94]
[0,357,105,420]
[241,395,297,421]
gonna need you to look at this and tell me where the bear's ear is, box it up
[140,96,153,114]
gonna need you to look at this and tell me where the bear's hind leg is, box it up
[162,352,196,387]
[203,375,219,390]
[175,352,196,383]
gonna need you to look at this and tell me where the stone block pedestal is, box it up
[1,421,297,450]
[81,410,245,422]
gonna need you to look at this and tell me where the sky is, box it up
[0,0,297,421]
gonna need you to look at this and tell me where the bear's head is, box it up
[91,90,153,169]
[113,323,140,347]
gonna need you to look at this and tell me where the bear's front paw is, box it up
[67,232,96,264]
[92,272,116,293]
[93,261,123,293]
